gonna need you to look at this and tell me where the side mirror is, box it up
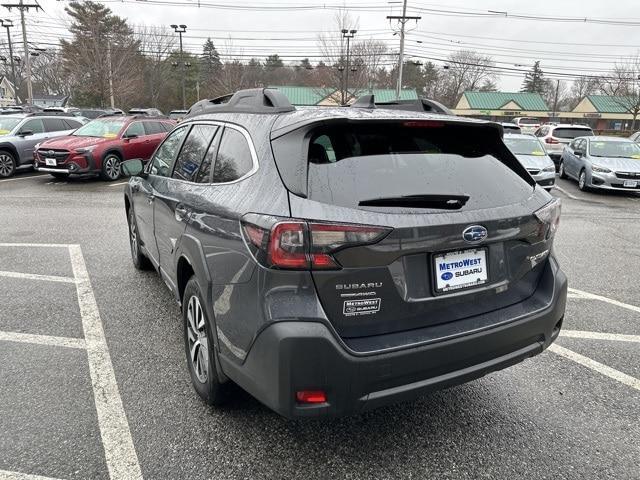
[574,150,584,158]
[123,133,138,139]
[121,158,145,177]
[18,129,33,136]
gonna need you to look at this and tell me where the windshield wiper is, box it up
[359,194,470,210]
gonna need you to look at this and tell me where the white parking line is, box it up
[0,174,46,184]
[0,243,73,248]
[569,287,640,314]
[0,330,86,349]
[107,181,128,187]
[67,245,143,480]
[0,469,64,480]
[552,184,580,200]
[549,344,640,392]
[560,330,640,343]
[0,271,76,284]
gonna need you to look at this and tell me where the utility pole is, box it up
[341,29,356,106]
[0,20,16,101]
[106,40,115,109]
[1,0,40,105]
[171,24,187,109]
[387,0,420,101]
[552,78,560,121]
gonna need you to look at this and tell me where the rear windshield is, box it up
[553,127,593,139]
[502,125,521,133]
[303,122,533,211]
[503,136,546,156]
[518,118,539,125]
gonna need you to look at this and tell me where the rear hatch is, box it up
[551,126,593,145]
[270,117,556,342]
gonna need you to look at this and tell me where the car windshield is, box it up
[503,137,547,156]
[73,119,125,138]
[553,127,593,139]
[518,118,539,125]
[589,140,640,158]
[0,117,22,134]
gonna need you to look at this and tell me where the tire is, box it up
[50,172,69,180]
[558,160,568,179]
[183,276,227,406]
[100,153,122,181]
[0,150,16,178]
[578,169,589,191]
[127,207,152,270]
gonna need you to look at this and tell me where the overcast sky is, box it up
[12,0,640,91]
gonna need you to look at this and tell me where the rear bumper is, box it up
[221,258,568,418]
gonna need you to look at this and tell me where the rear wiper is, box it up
[359,194,469,210]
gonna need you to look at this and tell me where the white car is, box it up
[503,133,556,191]
[512,117,541,134]
[534,124,594,166]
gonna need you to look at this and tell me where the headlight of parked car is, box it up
[591,165,611,173]
[542,165,556,173]
[75,145,97,154]
[34,143,41,150]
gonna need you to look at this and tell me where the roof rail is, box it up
[351,94,376,109]
[185,88,295,118]
[26,111,76,117]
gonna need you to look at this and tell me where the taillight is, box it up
[534,198,561,240]
[545,137,559,144]
[242,217,391,270]
[296,390,327,404]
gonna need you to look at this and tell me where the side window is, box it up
[212,128,254,183]
[172,124,218,182]
[21,119,44,134]
[149,126,188,177]
[311,134,337,163]
[63,119,82,129]
[195,129,221,183]
[161,122,174,132]
[43,118,69,132]
[143,121,164,135]
[125,122,145,137]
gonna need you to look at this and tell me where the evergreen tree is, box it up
[521,61,546,94]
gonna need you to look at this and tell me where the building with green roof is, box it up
[570,95,639,130]
[269,86,418,106]
[453,91,549,120]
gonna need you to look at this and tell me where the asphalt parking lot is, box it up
[1,172,639,480]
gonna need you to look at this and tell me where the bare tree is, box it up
[135,25,175,108]
[570,75,598,108]
[31,51,70,96]
[440,50,496,107]
[599,55,640,129]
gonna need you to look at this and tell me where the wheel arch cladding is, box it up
[177,256,195,303]
[176,234,212,303]
[102,148,124,165]
[0,143,18,158]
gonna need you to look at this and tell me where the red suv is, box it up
[34,115,175,180]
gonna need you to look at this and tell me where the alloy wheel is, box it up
[579,171,586,190]
[104,156,121,180]
[128,211,138,261]
[186,295,209,384]
[0,153,13,177]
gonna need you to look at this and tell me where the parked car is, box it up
[168,110,189,121]
[121,88,567,418]
[559,136,640,192]
[534,123,594,167]
[33,115,175,180]
[501,122,521,134]
[503,133,555,190]
[0,113,85,178]
[512,117,541,134]
[71,108,109,119]
[128,108,164,117]
[629,131,640,143]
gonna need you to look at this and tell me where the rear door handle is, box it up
[175,204,189,222]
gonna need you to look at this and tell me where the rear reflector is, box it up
[296,390,327,404]
[402,120,444,128]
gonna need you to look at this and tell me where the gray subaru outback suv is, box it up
[0,113,84,178]
[121,88,567,418]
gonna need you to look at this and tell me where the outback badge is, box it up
[462,225,488,243]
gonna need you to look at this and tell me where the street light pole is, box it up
[0,20,16,101]
[387,0,420,100]
[341,29,356,106]
[171,24,187,110]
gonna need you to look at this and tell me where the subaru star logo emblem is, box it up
[462,225,488,243]
[47,150,55,156]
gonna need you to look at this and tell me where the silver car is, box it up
[503,133,556,191]
[0,114,85,178]
[559,136,640,192]
[533,123,594,165]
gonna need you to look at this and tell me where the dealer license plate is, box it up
[45,158,56,166]
[623,180,638,188]
[434,249,488,293]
